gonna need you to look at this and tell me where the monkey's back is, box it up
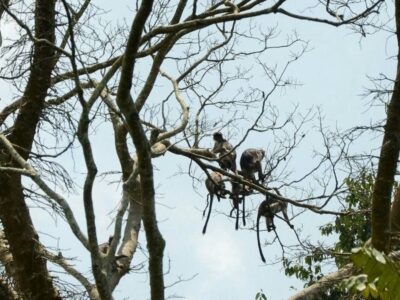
[240,148,258,169]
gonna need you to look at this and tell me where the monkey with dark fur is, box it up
[202,172,229,234]
[257,192,294,263]
[240,148,266,183]
[224,148,266,230]
[211,132,237,173]
[203,172,249,233]
[229,179,248,230]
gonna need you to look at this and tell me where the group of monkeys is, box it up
[204,132,294,262]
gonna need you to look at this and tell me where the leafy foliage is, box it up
[283,252,324,285]
[343,247,400,299]
[321,173,373,267]
[321,174,373,250]
[283,173,374,298]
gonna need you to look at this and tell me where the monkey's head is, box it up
[260,149,266,159]
[213,131,224,142]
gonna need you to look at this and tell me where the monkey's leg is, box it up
[257,162,265,182]
[266,216,275,232]
[282,209,294,229]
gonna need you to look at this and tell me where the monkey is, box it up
[240,148,266,183]
[99,236,113,254]
[229,179,250,230]
[202,172,229,234]
[257,192,294,263]
[211,132,237,173]
[98,236,129,271]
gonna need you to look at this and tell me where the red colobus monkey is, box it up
[212,132,237,173]
[229,179,249,230]
[257,193,294,263]
[203,172,228,234]
[240,148,266,183]
[99,236,113,254]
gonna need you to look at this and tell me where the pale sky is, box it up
[0,1,396,299]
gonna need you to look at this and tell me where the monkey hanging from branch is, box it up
[256,191,294,263]
[211,132,237,173]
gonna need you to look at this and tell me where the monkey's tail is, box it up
[202,194,214,234]
[234,195,239,230]
[202,194,210,218]
[242,196,246,227]
[235,206,239,230]
[257,205,266,263]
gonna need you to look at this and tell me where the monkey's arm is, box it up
[211,141,222,154]
[256,161,264,181]
[281,206,294,229]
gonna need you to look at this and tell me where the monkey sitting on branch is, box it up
[229,179,250,230]
[221,148,266,223]
[257,192,294,263]
[203,172,250,233]
[99,236,114,254]
[202,172,229,234]
[240,148,267,184]
[211,132,237,173]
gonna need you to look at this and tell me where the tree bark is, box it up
[0,1,59,299]
[115,0,167,298]
[288,264,354,300]
[390,186,400,248]
[0,0,10,20]
[371,0,400,253]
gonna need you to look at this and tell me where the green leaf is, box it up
[371,248,386,264]
[361,285,369,298]
[355,282,366,292]
[348,246,400,300]
[368,282,379,298]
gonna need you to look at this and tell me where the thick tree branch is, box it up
[115,0,168,298]
[0,1,60,298]
[288,264,354,300]
[61,2,112,298]
[0,134,89,249]
[371,0,400,253]
[158,70,189,141]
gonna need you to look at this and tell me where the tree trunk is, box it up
[371,0,400,253]
[115,0,166,298]
[390,186,400,248]
[0,1,59,299]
